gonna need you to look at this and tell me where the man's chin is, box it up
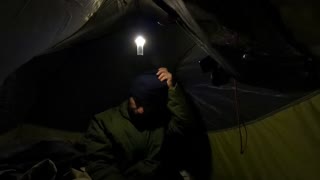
[129,115,146,130]
[132,117,161,131]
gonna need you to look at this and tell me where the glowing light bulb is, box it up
[135,36,146,55]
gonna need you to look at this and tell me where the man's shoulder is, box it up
[95,106,119,120]
[94,101,128,121]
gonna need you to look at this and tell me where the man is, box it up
[82,67,195,180]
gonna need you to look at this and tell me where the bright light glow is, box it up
[135,36,146,55]
[135,36,146,46]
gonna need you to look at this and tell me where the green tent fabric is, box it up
[208,91,320,179]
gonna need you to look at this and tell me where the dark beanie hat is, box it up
[129,70,168,106]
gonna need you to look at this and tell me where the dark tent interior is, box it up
[1,0,320,179]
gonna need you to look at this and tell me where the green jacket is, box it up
[83,85,194,180]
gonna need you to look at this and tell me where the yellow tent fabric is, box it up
[208,91,320,180]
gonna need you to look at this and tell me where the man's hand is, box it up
[157,67,174,89]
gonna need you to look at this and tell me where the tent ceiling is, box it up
[0,0,319,132]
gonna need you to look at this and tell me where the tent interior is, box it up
[1,0,320,179]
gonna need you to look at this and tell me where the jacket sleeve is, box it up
[124,160,160,180]
[167,84,196,135]
[83,116,127,180]
[124,129,164,180]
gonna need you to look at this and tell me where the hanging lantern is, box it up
[135,36,146,55]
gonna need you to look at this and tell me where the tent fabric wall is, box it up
[269,0,320,58]
[208,91,320,180]
[0,0,104,84]
[0,124,83,150]
[163,0,239,77]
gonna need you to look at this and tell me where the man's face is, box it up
[128,97,168,130]
[128,97,149,130]
[128,97,144,115]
